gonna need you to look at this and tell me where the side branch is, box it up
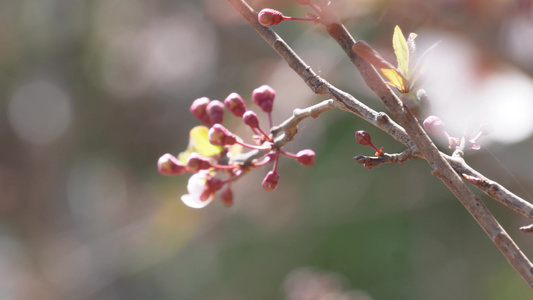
[447,156,533,220]
[354,147,421,169]
[271,99,340,147]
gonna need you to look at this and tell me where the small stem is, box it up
[236,140,271,151]
[280,149,297,159]
[257,127,273,142]
[272,151,280,173]
[283,16,316,22]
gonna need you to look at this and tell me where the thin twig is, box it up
[271,99,340,147]
[447,155,533,220]
[353,147,421,169]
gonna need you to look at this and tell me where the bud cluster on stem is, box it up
[158,85,318,208]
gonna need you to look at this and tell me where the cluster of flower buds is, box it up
[422,115,490,150]
[158,85,317,208]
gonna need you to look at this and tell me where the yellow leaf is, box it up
[190,125,222,157]
[392,25,410,79]
[380,68,406,92]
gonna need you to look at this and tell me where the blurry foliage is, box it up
[0,0,533,299]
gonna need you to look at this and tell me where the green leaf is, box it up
[392,26,410,79]
[190,125,222,157]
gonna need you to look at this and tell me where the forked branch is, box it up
[227,0,533,287]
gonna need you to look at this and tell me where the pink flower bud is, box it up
[294,0,311,4]
[206,100,225,125]
[208,124,237,146]
[296,149,316,166]
[158,153,187,176]
[252,85,275,113]
[243,110,260,129]
[423,116,446,136]
[220,187,233,207]
[262,170,279,191]
[224,93,247,118]
[206,177,224,193]
[258,9,284,26]
[190,97,211,125]
[186,153,212,172]
[355,130,372,146]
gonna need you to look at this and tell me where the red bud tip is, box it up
[355,130,371,145]
[186,153,212,172]
[206,100,225,125]
[258,9,284,26]
[158,153,187,176]
[296,149,316,166]
[220,187,234,207]
[190,97,212,125]
[224,93,247,117]
[262,170,280,191]
[423,115,446,136]
[252,85,276,113]
[243,110,260,129]
[208,124,237,146]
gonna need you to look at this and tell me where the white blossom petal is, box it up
[180,172,214,209]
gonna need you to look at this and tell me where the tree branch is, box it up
[227,0,533,287]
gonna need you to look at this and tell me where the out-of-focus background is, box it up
[1,0,533,299]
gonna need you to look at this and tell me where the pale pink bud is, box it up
[224,93,247,117]
[243,110,260,129]
[252,85,275,113]
[208,124,237,146]
[262,170,279,191]
[186,153,212,172]
[296,149,316,166]
[158,153,187,176]
[258,9,284,26]
[206,100,225,125]
[190,97,211,125]
[423,116,446,136]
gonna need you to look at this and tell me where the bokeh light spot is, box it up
[8,80,72,145]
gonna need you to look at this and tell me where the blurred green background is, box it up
[1,0,533,299]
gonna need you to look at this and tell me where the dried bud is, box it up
[262,170,279,191]
[190,97,211,125]
[296,149,316,166]
[243,110,260,129]
[206,100,225,125]
[208,124,237,146]
[423,116,446,136]
[258,9,284,26]
[220,187,233,207]
[252,85,276,113]
[186,153,212,172]
[355,130,371,145]
[158,153,187,176]
[224,93,247,117]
